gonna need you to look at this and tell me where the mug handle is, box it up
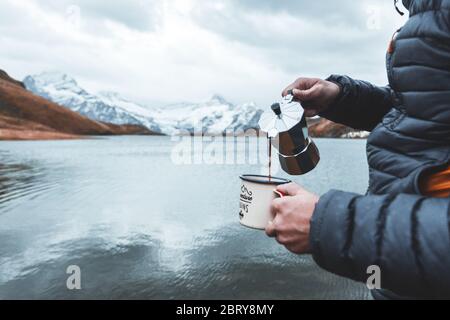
[273,190,285,198]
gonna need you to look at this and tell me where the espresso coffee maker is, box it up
[258,91,320,175]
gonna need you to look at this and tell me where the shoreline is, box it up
[0,129,82,141]
[0,131,368,142]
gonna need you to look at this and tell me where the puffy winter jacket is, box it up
[310,0,450,299]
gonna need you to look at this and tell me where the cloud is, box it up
[35,0,162,32]
[191,0,403,76]
[0,0,407,107]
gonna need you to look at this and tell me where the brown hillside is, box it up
[0,70,154,140]
[0,70,25,89]
[308,118,355,138]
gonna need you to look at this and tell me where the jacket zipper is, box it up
[387,28,401,86]
[387,28,404,110]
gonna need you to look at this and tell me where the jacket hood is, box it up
[402,0,412,9]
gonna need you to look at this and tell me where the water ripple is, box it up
[0,137,370,299]
[0,161,64,213]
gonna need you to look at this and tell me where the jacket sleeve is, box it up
[320,75,393,132]
[310,190,450,298]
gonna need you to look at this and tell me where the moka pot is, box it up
[259,92,320,176]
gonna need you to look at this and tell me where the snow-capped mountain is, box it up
[148,95,263,135]
[23,72,263,135]
[23,72,161,132]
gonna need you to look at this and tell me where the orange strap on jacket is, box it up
[421,165,450,198]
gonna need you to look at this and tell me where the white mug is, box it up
[239,175,291,230]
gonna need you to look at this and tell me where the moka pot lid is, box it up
[258,94,304,138]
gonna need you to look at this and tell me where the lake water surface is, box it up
[0,137,370,299]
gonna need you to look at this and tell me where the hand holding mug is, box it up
[266,183,320,255]
[282,78,341,117]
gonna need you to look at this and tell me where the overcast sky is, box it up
[0,0,408,107]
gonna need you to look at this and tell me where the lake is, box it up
[0,136,370,299]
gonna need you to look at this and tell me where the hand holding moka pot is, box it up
[259,91,320,176]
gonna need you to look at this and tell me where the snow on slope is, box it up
[23,72,263,135]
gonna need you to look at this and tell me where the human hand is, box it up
[282,78,341,117]
[265,183,320,254]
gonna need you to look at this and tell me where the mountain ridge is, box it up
[23,72,264,136]
[0,70,155,140]
[21,71,367,139]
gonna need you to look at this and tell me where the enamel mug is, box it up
[239,175,291,230]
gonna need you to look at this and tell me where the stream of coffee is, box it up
[268,136,272,182]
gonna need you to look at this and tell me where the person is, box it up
[266,0,450,299]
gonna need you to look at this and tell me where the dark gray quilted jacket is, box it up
[310,0,450,299]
